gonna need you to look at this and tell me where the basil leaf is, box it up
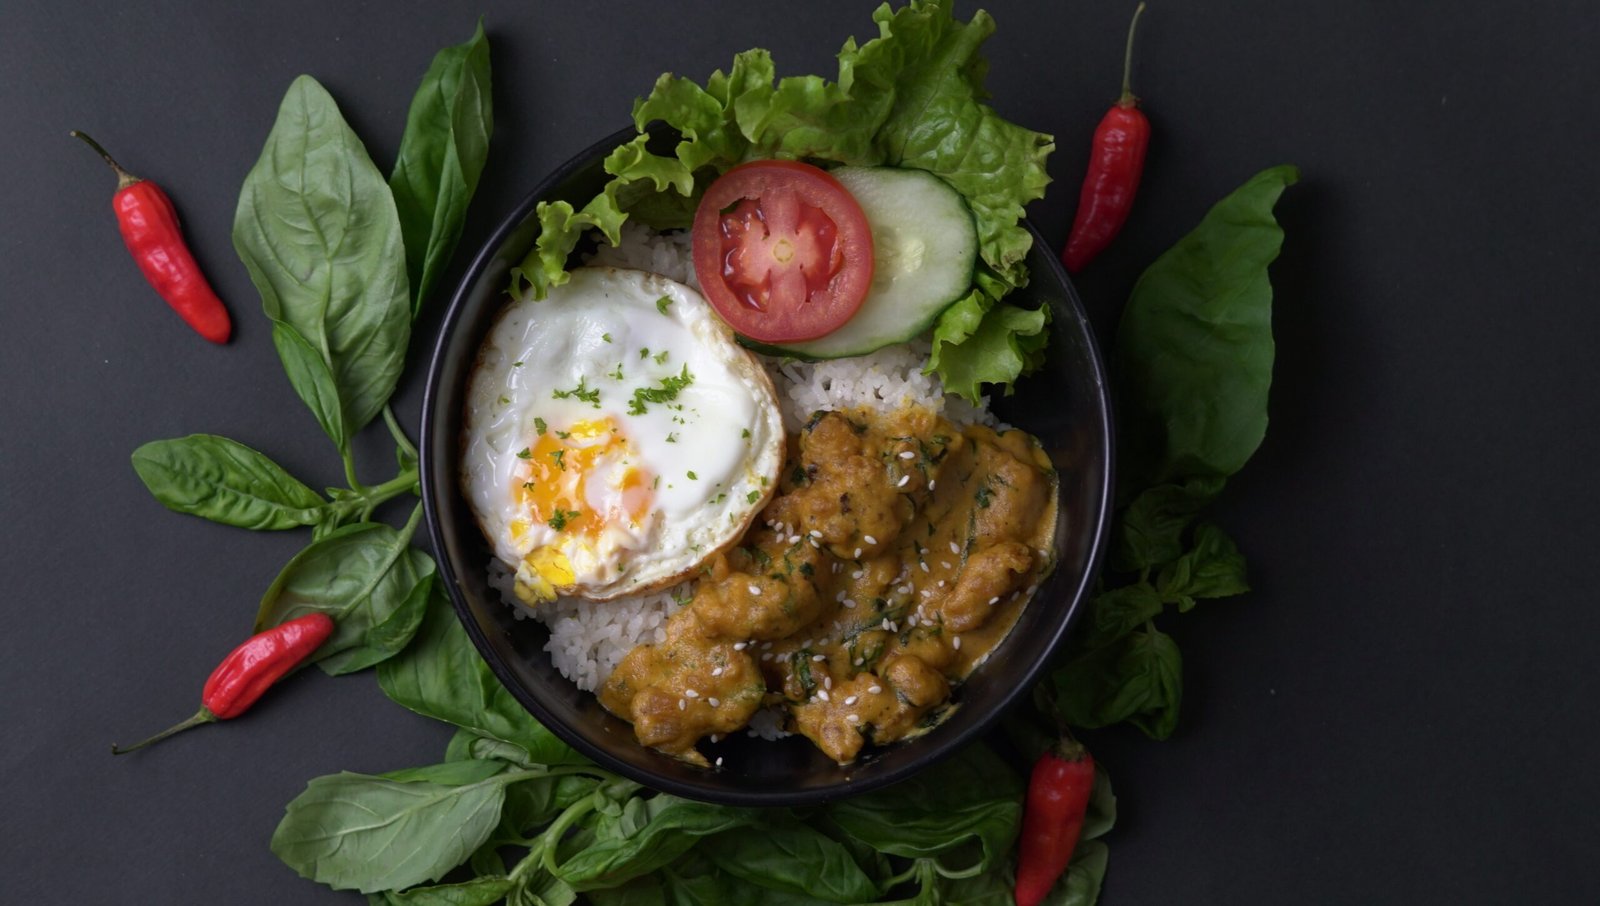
[1114,165,1298,490]
[271,769,514,894]
[270,320,350,456]
[319,566,435,675]
[379,758,507,785]
[1081,765,1117,843]
[381,876,513,906]
[514,874,577,906]
[940,869,1015,905]
[234,74,412,438]
[553,796,757,890]
[826,743,1022,870]
[1044,839,1110,906]
[391,21,493,314]
[1077,582,1164,649]
[703,818,879,902]
[1156,522,1249,610]
[378,593,585,766]
[130,434,324,530]
[1111,478,1225,572]
[584,878,667,906]
[254,519,430,673]
[1050,626,1183,740]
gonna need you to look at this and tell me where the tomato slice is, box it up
[691,160,874,343]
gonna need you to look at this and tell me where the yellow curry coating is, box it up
[598,405,1058,765]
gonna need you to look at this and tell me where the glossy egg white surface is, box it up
[463,267,785,602]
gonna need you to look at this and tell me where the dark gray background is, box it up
[3,1,1596,902]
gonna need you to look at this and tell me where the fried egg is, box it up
[463,267,784,604]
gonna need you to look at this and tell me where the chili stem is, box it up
[70,130,140,189]
[1119,3,1148,106]
[111,707,215,755]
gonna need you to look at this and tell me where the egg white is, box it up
[463,267,784,603]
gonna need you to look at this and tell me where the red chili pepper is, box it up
[1061,3,1150,274]
[71,131,232,344]
[111,613,334,754]
[1013,738,1096,906]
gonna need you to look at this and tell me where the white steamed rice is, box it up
[492,225,995,702]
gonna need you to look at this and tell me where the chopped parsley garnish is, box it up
[602,332,612,343]
[628,365,695,415]
[534,417,547,435]
[512,361,524,367]
[740,427,750,439]
[609,363,624,381]
[639,347,650,359]
[747,490,761,504]
[652,475,661,489]
[655,295,673,315]
[497,395,510,405]
[522,481,536,490]
[551,376,600,405]
[515,447,532,459]
[549,449,566,470]
[666,432,678,443]
[653,350,669,365]
[712,492,726,504]
[974,481,994,509]
[687,470,698,480]
[555,430,571,439]
[547,508,580,531]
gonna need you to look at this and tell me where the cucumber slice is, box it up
[754,166,978,360]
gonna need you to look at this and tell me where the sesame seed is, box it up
[952,636,962,650]
[907,616,918,628]
[899,451,915,460]
[761,641,773,649]
[733,641,748,651]
[1026,584,1038,596]
[929,480,936,491]
[803,638,815,647]
[712,667,724,676]
[818,689,831,702]
[881,619,892,630]
[823,676,833,689]
[832,562,842,574]
[747,584,761,596]
[863,535,878,545]
[846,714,861,724]
[685,689,699,698]
[921,589,933,598]
[938,580,947,588]
[678,698,686,710]
[812,654,826,662]
[844,695,858,705]
[762,652,773,661]
[949,541,961,555]
[898,585,912,595]
[789,535,801,544]
[940,561,951,570]
[811,537,820,548]
[715,756,724,767]
[897,475,910,487]
[852,570,864,579]
[809,530,823,538]
[868,685,883,694]
[708,697,720,707]
[853,547,862,558]
[710,734,720,743]
[988,596,1000,605]
[854,657,864,666]
[843,599,856,609]
[919,562,930,573]
[836,590,847,601]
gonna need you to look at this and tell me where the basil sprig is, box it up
[129,24,495,673]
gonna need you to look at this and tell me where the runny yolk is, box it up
[512,417,653,538]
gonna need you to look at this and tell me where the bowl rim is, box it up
[420,124,1116,805]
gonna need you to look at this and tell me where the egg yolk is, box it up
[509,418,655,602]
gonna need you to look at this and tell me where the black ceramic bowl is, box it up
[421,125,1113,806]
